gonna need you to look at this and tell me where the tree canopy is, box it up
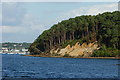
[29,11,120,55]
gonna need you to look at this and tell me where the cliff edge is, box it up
[50,41,100,57]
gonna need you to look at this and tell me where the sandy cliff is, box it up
[50,41,100,57]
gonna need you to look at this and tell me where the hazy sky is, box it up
[1,2,118,43]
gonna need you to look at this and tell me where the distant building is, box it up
[22,49,28,52]
[14,49,20,52]
[1,46,29,54]
[2,44,8,47]
[2,48,8,53]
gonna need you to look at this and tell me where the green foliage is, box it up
[62,39,83,48]
[92,48,120,57]
[29,11,120,56]
[63,54,71,57]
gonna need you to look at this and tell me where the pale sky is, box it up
[1,2,118,43]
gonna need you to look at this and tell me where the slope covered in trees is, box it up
[29,11,120,56]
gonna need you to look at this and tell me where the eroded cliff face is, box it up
[50,41,100,57]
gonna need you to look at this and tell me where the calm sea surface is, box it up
[2,54,119,78]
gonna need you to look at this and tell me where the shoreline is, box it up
[22,55,120,59]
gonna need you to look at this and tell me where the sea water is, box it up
[2,54,119,78]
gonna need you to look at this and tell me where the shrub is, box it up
[92,48,120,57]
[63,54,71,57]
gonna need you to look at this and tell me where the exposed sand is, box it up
[23,55,120,59]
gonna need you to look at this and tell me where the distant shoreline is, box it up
[22,55,120,59]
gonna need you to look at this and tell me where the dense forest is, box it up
[29,11,120,57]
